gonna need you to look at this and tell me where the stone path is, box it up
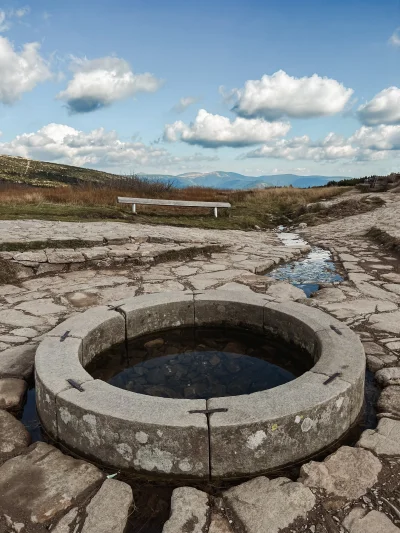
[0,190,399,532]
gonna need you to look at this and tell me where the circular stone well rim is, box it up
[35,290,365,480]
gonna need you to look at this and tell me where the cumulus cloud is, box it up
[164,109,290,148]
[231,70,354,120]
[0,123,217,169]
[172,96,199,113]
[357,87,400,126]
[0,36,51,104]
[57,56,164,114]
[242,125,400,162]
[389,28,400,46]
[243,133,358,161]
[350,125,400,151]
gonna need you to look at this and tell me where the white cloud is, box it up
[0,123,217,169]
[242,125,400,162]
[350,125,400,151]
[244,133,358,161]
[14,7,30,18]
[58,56,164,114]
[0,36,51,104]
[172,96,199,113]
[0,7,30,31]
[0,11,9,32]
[164,109,290,148]
[389,28,400,46]
[231,70,354,120]
[357,87,400,126]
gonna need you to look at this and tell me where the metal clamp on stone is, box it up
[188,408,228,415]
[60,330,70,342]
[66,379,85,392]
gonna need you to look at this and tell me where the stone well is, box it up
[35,290,365,480]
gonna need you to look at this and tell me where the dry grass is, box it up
[0,181,348,230]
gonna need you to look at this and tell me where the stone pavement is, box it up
[0,190,400,532]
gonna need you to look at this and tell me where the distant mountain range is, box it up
[138,171,351,190]
[0,155,351,190]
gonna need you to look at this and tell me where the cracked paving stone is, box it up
[0,442,104,525]
[299,446,382,500]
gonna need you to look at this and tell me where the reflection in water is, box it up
[268,231,343,297]
[87,327,313,400]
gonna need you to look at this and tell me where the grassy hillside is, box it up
[0,155,125,187]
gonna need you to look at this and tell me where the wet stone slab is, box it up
[0,410,31,463]
[0,442,104,526]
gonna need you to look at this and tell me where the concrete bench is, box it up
[117,197,231,218]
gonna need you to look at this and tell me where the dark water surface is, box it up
[87,327,313,399]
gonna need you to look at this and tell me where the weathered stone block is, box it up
[312,326,366,392]
[0,378,27,410]
[13,251,47,263]
[81,479,133,533]
[47,250,85,264]
[56,380,209,478]
[35,336,92,439]
[119,291,195,340]
[357,418,400,456]
[47,306,125,366]
[299,446,382,499]
[378,386,400,416]
[208,371,356,478]
[375,367,400,386]
[0,344,37,379]
[0,442,103,525]
[162,487,209,533]
[0,410,31,462]
[194,290,270,331]
[343,507,400,533]
[224,476,315,533]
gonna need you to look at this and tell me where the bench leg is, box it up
[132,204,136,215]
[214,207,218,218]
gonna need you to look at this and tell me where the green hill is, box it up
[0,155,123,187]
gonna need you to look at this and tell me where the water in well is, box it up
[86,327,313,399]
[268,230,344,297]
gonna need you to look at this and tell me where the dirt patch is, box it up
[0,257,17,284]
[367,227,400,257]
[296,196,385,226]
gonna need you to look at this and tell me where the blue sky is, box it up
[0,0,399,177]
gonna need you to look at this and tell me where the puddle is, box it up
[268,230,343,297]
[87,327,313,399]
[20,387,43,443]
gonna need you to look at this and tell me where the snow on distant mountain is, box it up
[138,171,349,190]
